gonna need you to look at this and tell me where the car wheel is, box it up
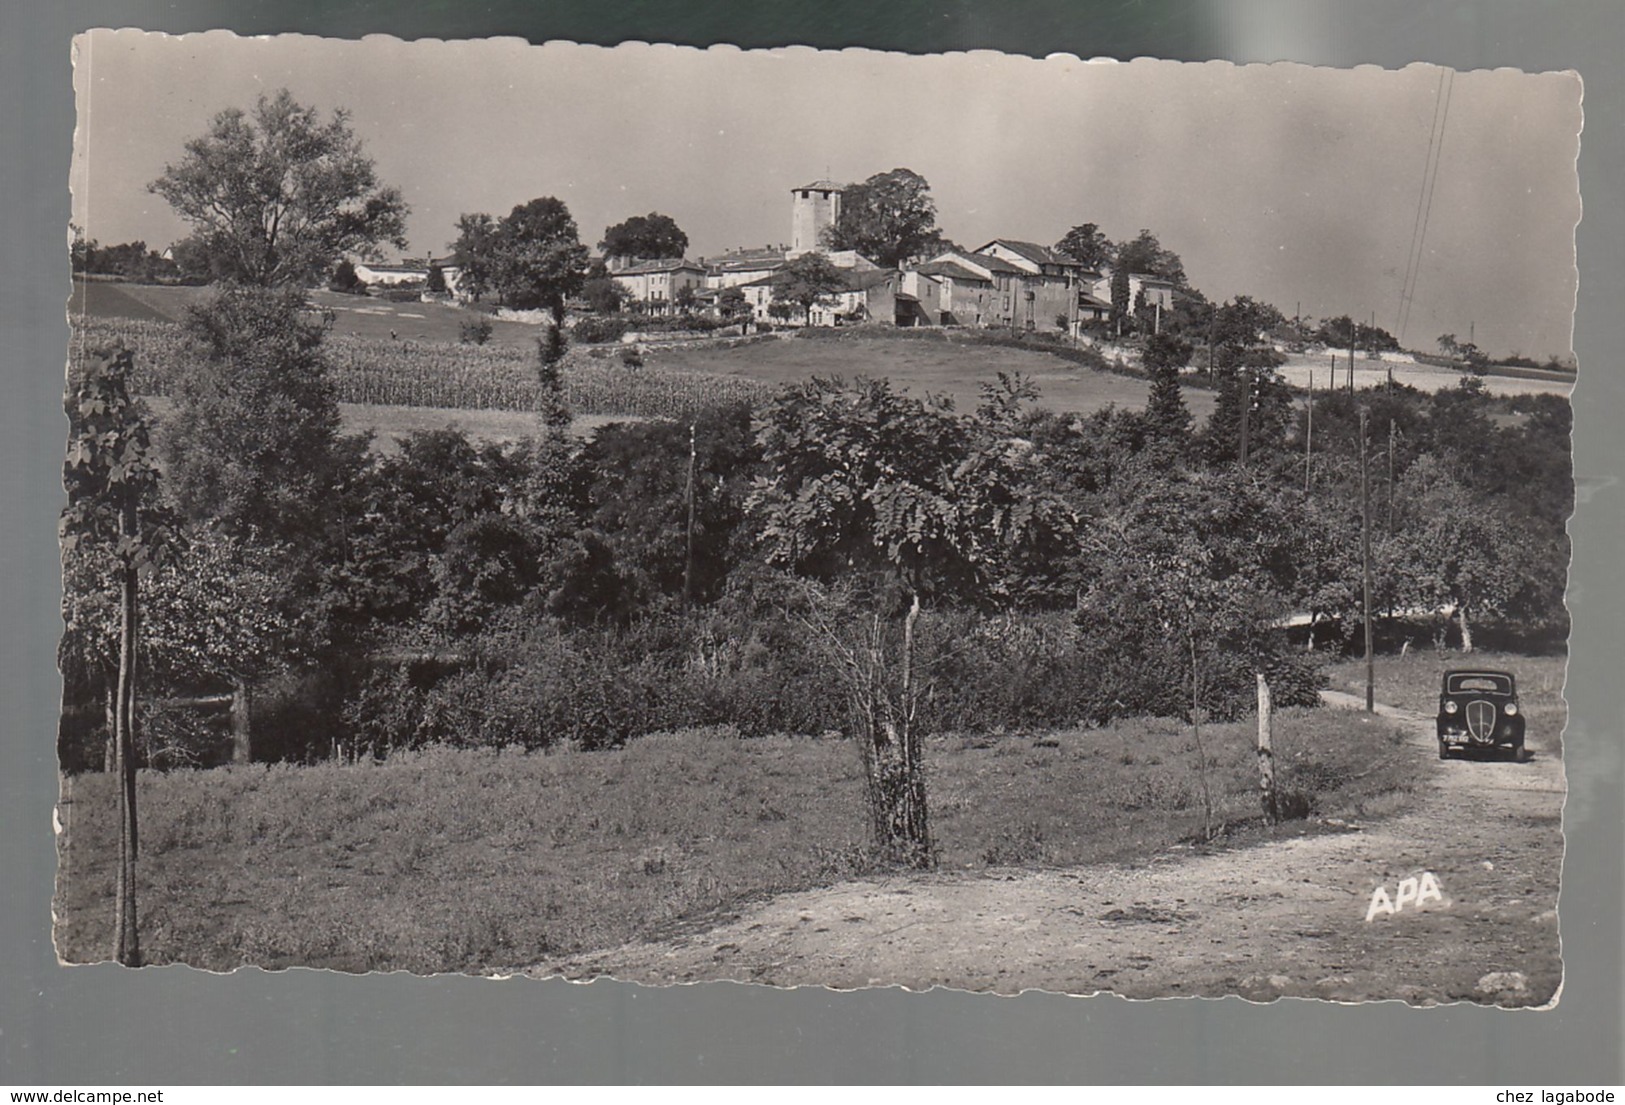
[1438,739,1450,760]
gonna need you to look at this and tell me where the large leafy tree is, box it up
[1114,228,1187,285]
[452,197,589,317]
[62,345,179,966]
[1054,223,1114,270]
[1076,468,1323,835]
[448,213,498,302]
[600,212,689,261]
[164,287,354,551]
[822,169,943,268]
[560,404,762,619]
[162,287,367,755]
[148,89,408,287]
[770,253,848,325]
[1386,456,1528,652]
[749,377,1070,866]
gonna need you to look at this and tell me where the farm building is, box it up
[353,257,463,295]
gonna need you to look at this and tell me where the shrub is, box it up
[328,259,366,295]
[571,316,633,345]
[458,317,493,346]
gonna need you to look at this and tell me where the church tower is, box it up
[789,180,845,256]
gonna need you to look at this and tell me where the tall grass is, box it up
[54,708,1413,974]
[69,317,773,421]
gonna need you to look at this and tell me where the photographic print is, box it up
[56,31,1577,1006]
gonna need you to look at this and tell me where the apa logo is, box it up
[1364,871,1448,922]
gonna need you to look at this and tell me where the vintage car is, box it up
[1436,669,1525,760]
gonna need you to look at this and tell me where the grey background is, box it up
[3,0,1620,1085]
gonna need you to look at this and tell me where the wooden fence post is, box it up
[1257,672,1277,823]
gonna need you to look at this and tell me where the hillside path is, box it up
[536,694,1565,1004]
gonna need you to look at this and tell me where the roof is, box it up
[914,260,993,284]
[793,179,847,192]
[977,239,1072,267]
[1078,293,1113,309]
[843,268,898,292]
[708,248,788,274]
[614,258,706,275]
[962,252,1029,276]
[1132,273,1178,286]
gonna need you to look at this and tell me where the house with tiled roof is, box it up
[611,258,708,313]
[928,249,1031,329]
[732,265,907,327]
[913,259,993,327]
[974,239,1091,281]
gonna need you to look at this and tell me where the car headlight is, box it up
[1505,702,1518,716]
[1444,701,1458,714]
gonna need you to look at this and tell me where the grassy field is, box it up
[55,706,1414,974]
[69,279,547,350]
[648,331,1217,419]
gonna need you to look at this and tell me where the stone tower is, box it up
[789,180,845,256]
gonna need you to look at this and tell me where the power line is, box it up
[1399,67,1454,346]
[1395,68,1447,338]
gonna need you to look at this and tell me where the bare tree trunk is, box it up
[230,679,252,765]
[1189,630,1215,842]
[1458,605,1474,653]
[103,683,116,773]
[1256,672,1277,824]
[855,593,932,869]
[112,561,139,967]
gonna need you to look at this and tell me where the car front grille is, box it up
[1465,699,1498,741]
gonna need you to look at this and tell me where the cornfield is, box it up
[69,318,773,421]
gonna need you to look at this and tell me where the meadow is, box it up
[647,329,1216,418]
[54,707,1414,974]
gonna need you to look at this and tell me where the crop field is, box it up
[71,316,772,424]
[54,707,1412,974]
[648,331,1220,419]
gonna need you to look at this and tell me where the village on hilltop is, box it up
[354,178,1178,339]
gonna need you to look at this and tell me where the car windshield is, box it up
[1446,672,1514,695]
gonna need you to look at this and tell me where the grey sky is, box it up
[71,30,1581,358]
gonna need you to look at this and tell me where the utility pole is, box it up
[1208,303,1215,375]
[1359,407,1375,713]
[682,422,697,609]
[1349,326,1357,394]
[1304,367,1313,494]
[1387,418,1397,535]
[1238,368,1251,468]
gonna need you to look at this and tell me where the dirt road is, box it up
[538,695,1565,1005]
